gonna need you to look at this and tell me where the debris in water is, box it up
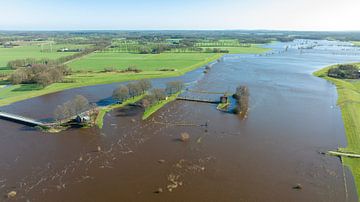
[293,183,303,190]
[7,191,16,198]
[97,146,101,152]
[196,136,203,144]
[167,174,182,192]
[180,133,190,142]
[158,159,165,164]
[154,188,163,194]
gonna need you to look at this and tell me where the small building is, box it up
[75,114,90,124]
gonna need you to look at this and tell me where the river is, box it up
[0,40,360,201]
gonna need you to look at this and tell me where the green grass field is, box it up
[0,43,90,74]
[314,64,360,197]
[200,45,269,54]
[68,53,220,72]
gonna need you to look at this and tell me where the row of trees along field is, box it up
[6,40,111,69]
[101,38,257,54]
[9,64,71,87]
[112,79,152,101]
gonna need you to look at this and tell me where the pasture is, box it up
[69,52,220,72]
[0,42,90,74]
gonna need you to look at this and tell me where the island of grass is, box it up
[314,63,360,197]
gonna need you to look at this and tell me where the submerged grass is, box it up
[142,92,181,120]
[95,94,146,128]
[314,63,360,198]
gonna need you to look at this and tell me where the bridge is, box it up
[176,96,220,104]
[0,111,50,127]
[186,90,227,95]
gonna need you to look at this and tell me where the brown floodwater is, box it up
[1,40,360,201]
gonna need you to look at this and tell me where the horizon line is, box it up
[1,28,360,33]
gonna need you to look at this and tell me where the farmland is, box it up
[69,52,220,72]
[0,42,90,74]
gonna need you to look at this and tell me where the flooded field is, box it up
[1,40,360,201]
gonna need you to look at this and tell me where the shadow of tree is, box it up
[12,84,43,92]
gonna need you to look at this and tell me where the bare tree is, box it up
[138,79,152,93]
[53,95,90,122]
[165,81,184,94]
[73,95,90,114]
[127,82,142,98]
[112,85,129,101]
[54,105,70,123]
[150,88,167,101]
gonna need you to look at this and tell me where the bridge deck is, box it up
[176,97,220,104]
[0,111,47,127]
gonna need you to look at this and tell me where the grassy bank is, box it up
[0,54,222,107]
[352,41,360,47]
[142,92,180,120]
[314,64,360,197]
[95,94,146,128]
[314,65,360,153]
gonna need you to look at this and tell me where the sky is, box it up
[1,0,360,31]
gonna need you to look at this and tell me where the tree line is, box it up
[112,79,184,108]
[112,79,152,101]
[9,64,71,87]
[328,64,360,79]
[233,85,249,117]
[54,95,90,122]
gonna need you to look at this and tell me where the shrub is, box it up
[328,64,360,79]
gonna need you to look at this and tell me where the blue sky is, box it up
[1,0,360,31]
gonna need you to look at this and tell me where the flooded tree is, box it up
[54,105,70,123]
[73,95,90,114]
[165,81,184,94]
[232,85,249,119]
[112,85,130,101]
[53,95,90,122]
[150,88,167,101]
[138,79,152,93]
[127,82,142,98]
